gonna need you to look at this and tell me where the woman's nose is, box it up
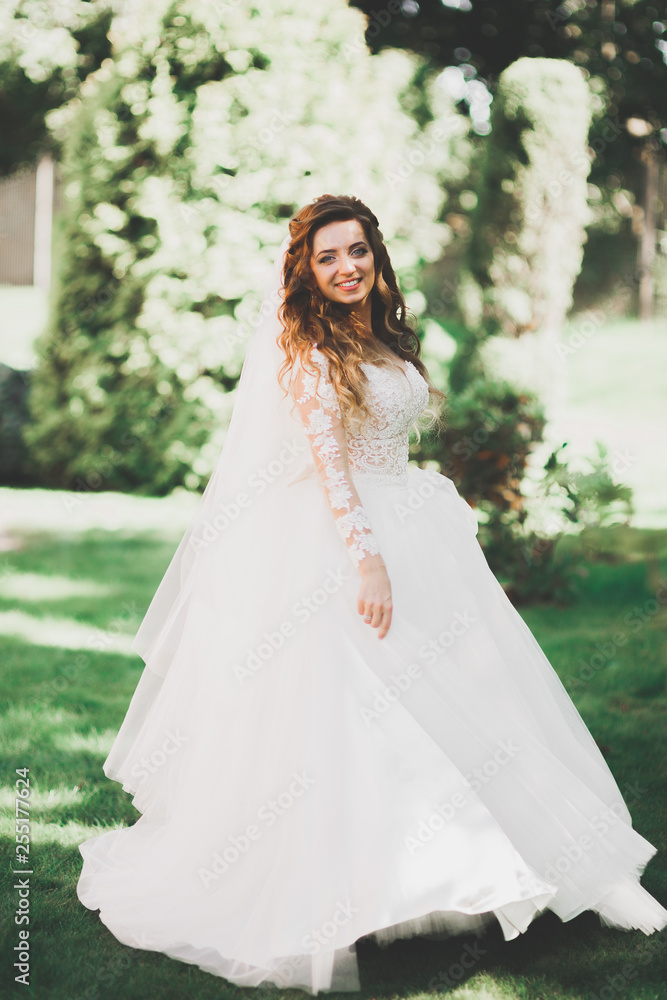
[338,255,356,275]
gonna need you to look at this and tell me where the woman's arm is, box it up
[290,344,392,638]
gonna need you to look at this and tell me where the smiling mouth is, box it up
[337,278,362,289]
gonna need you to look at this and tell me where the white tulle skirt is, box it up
[76,467,667,994]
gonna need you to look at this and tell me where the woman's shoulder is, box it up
[290,341,329,384]
[303,340,328,368]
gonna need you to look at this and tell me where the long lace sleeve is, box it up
[290,345,382,571]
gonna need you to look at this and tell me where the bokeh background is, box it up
[0,2,666,999]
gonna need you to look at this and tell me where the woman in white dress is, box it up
[77,194,667,995]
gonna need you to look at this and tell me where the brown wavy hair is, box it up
[277,193,445,435]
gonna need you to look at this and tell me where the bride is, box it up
[76,194,667,995]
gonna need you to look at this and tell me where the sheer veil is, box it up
[129,232,314,672]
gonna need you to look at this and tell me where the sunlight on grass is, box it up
[561,318,667,424]
[410,974,562,999]
[1,703,93,754]
[0,485,201,538]
[546,319,667,530]
[0,814,125,845]
[484,318,667,530]
[51,728,118,755]
[0,571,113,602]
[0,784,83,811]
[0,609,136,653]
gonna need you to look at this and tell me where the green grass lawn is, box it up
[1,490,666,1000]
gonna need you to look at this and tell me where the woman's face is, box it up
[309,219,375,309]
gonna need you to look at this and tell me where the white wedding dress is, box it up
[77,344,667,995]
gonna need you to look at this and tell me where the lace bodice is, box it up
[348,359,430,484]
[290,344,429,570]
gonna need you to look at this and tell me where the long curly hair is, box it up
[277,194,445,435]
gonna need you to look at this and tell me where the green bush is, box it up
[0,364,38,486]
[480,444,633,606]
[413,375,546,512]
[24,48,215,495]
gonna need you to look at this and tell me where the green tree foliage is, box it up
[26,0,469,494]
[350,0,667,188]
[0,0,113,174]
[453,57,593,386]
[351,0,667,309]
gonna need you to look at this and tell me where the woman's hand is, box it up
[357,554,392,639]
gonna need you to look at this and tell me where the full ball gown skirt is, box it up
[76,351,667,995]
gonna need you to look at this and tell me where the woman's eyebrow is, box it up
[315,241,367,256]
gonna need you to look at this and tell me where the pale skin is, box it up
[310,218,393,640]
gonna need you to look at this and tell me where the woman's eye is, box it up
[317,247,367,264]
